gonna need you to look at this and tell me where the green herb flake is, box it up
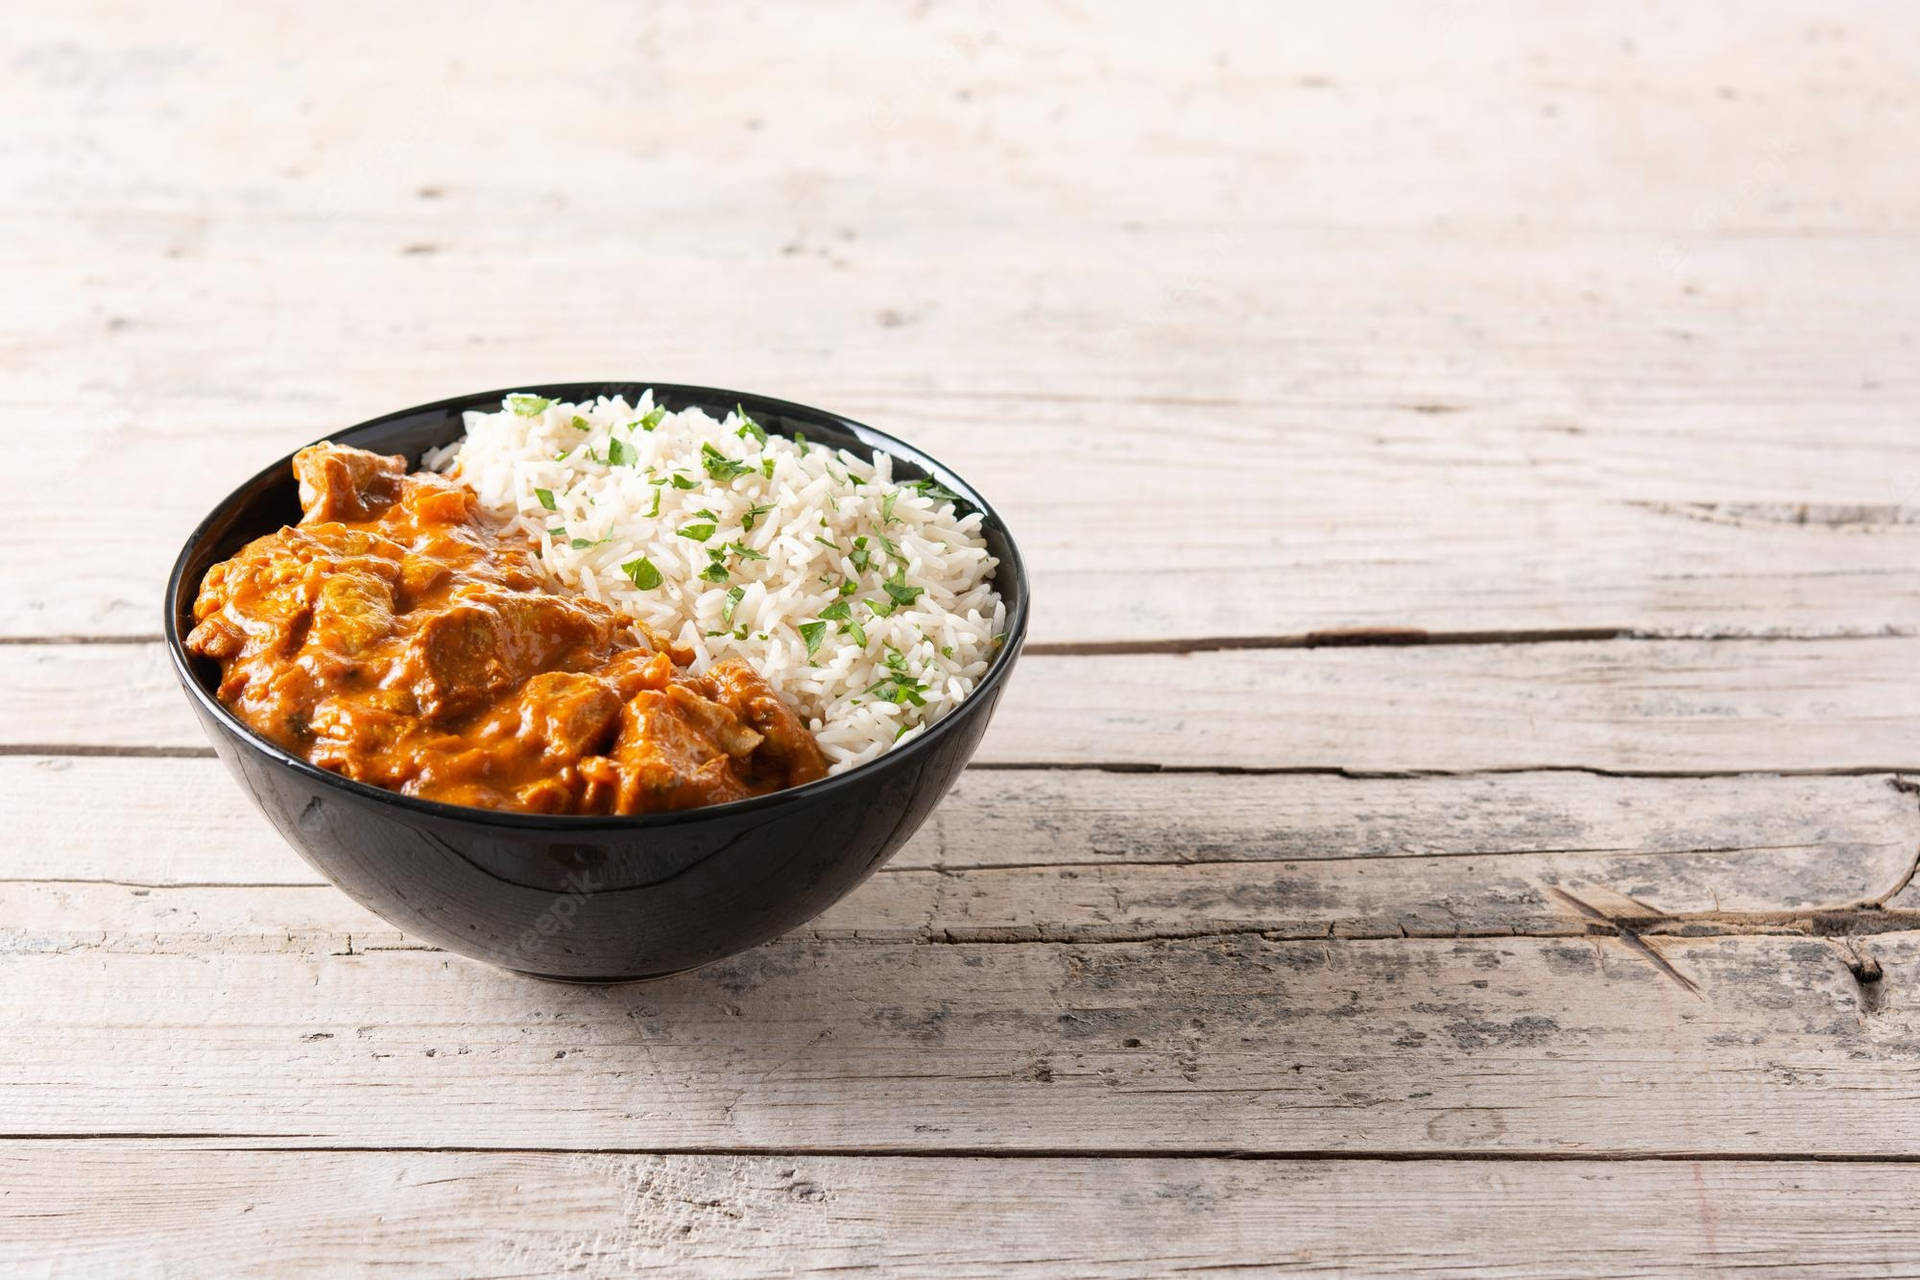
[639,405,668,431]
[839,579,858,597]
[882,490,900,523]
[727,542,768,562]
[678,522,718,542]
[534,488,558,511]
[645,488,661,518]
[569,536,600,550]
[850,536,872,572]
[699,561,730,583]
[722,585,746,625]
[864,671,929,707]
[910,477,962,504]
[621,557,662,590]
[883,569,925,608]
[818,601,852,622]
[735,406,768,447]
[545,526,566,539]
[607,435,638,467]
[742,502,775,533]
[507,394,551,416]
[700,441,754,481]
[694,508,718,520]
[941,644,955,658]
[569,415,591,432]
[867,596,897,618]
[793,431,809,454]
[875,532,902,560]
[846,620,867,646]
[670,473,697,490]
[798,620,827,660]
[813,535,841,553]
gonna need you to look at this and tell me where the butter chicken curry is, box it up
[186,443,829,814]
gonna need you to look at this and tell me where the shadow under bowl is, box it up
[164,382,1028,981]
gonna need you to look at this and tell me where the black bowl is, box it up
[164,382,1028,981]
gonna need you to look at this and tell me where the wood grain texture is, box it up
[8,1146,1920,1279]
[1,932,1915,1155]
[8,755,1914,886]
[14,638,1918,771]
[8,401,1920,645]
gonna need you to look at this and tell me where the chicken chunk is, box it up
[293,444,407,524]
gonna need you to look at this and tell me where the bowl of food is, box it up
[164,383,1027,980]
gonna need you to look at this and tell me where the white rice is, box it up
[425,392,1005,773]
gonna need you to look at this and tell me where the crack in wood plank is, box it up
[1546,886,1701,997]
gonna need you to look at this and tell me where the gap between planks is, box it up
[15,1137,1920,1165]
[6,626,1916,651]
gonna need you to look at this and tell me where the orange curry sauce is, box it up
[187,443,828,814]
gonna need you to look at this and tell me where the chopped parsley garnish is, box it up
[849,536,872,572]
[701,441,754,481]
[761,457,776,478]
[640,405,668,430]
[722,585,745,625]
[693,508,718,520]
[894,723,915,741]
[606,434,638,466]
[812,535,841,552]
[839,579,858,596]
[534,488,557,511]
[678,522,717,542]
[545,526,566,539]
[798,620,827,660]
[793,431,809,454]
[882,490,900,523]
[818,601,852,623]
[742,502,775,533]
[568,536,602,550]
[875,531,902,560]
[621,557,662,590]
[645,488,661,518]
[699,560,730,583]
[846,620,868,646]
[735,406,768,447]
[507,394,551,416]
[883,566,924,607]
[865,670,929,707]
[569,415,591,431]
[726,542,768,562]
[867,595,897,618]
[670,473,697,490]
[941,644,955,658]
[909,478,961,504]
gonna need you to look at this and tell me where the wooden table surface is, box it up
[7,2,1920,1274]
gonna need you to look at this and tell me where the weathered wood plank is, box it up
[12,2,1919,233]
[7,765,1915,946]
[14,638,1916,771]
[0,932,1913,1154]
[8,1145,1920,1279]
[6,385,1920,643]
[8,756,1912,887]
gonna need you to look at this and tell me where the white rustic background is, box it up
[4,2,1920,1275]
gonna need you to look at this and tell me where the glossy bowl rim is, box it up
[163,381,1030,832]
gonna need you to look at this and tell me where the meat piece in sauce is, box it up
[186,442,829,815]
